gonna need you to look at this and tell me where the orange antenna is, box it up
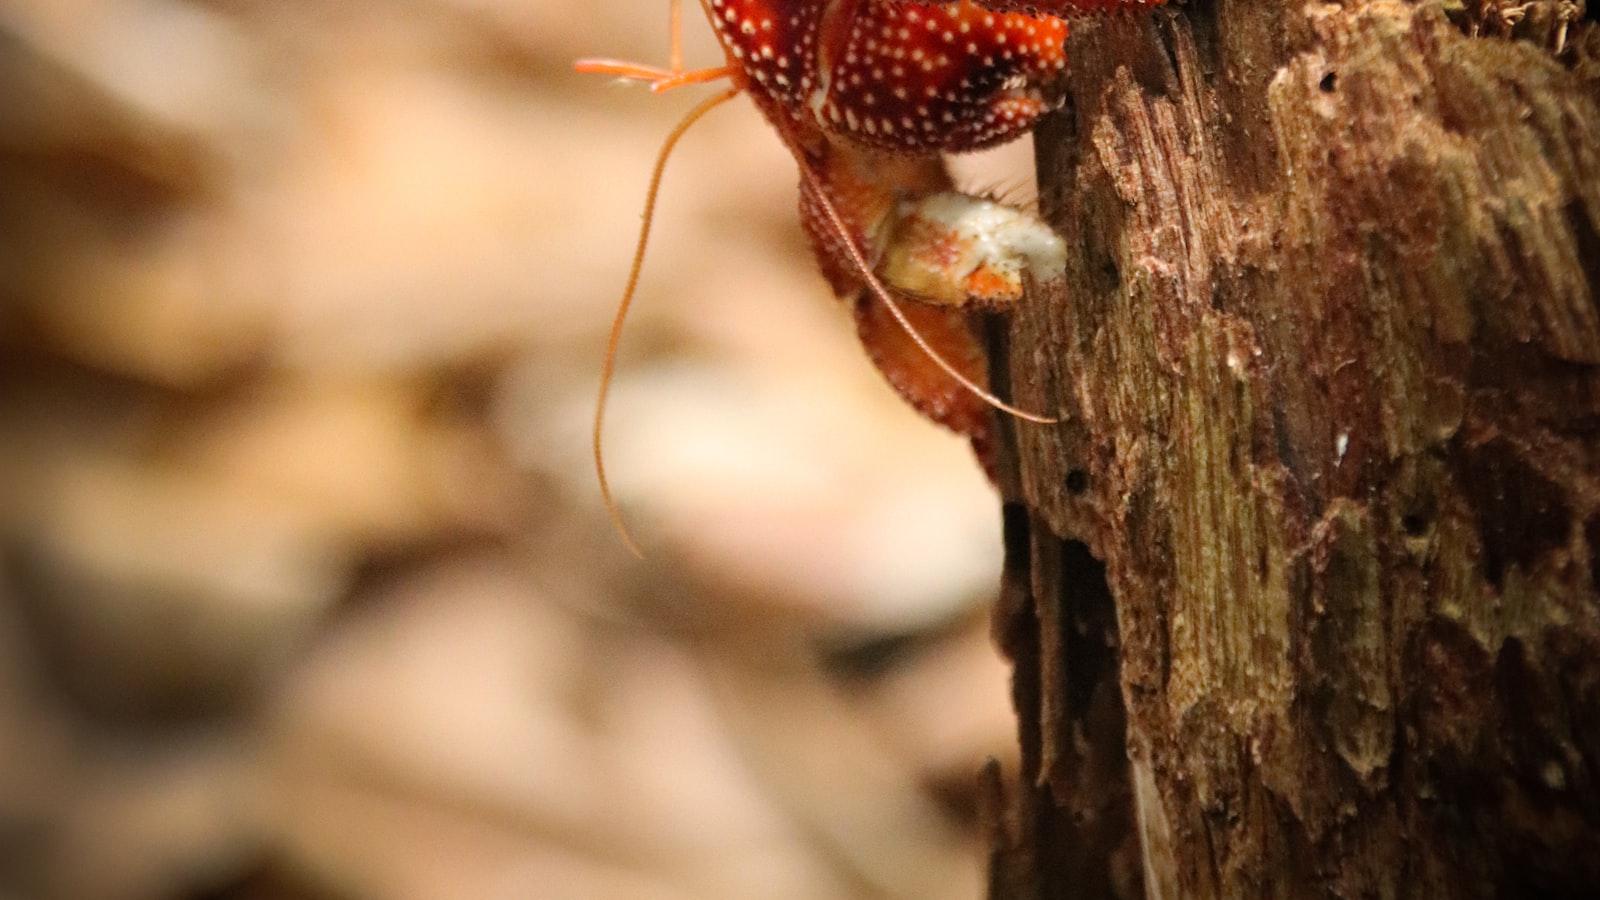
[668,0,684,73]
[573,59,735,93]
[776,128,1059,426]
[591,87,739,559]
[575,0,733,95]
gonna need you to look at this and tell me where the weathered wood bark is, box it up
[988,1,1600,897]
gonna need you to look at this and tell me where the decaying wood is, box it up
[988,1,1600,896]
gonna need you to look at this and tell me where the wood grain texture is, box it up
[990,1,1600,896]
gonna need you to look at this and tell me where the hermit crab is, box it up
[578,0,1164,553]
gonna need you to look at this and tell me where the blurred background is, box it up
[0,1,1036,897]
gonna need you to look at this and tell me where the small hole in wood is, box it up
[1320,71,1338,93]
[1066,469,1090,495]
[1099,255,1120,289]
[1402,512,1430,538]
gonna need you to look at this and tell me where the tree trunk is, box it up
[986,2,1600,897]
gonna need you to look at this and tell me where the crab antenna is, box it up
[593,87,739,559]
[669,0,684,72]
[777,130,1060,426]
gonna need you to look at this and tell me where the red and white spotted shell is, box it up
[703,0,1072,153]
[977,0,1166,13]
